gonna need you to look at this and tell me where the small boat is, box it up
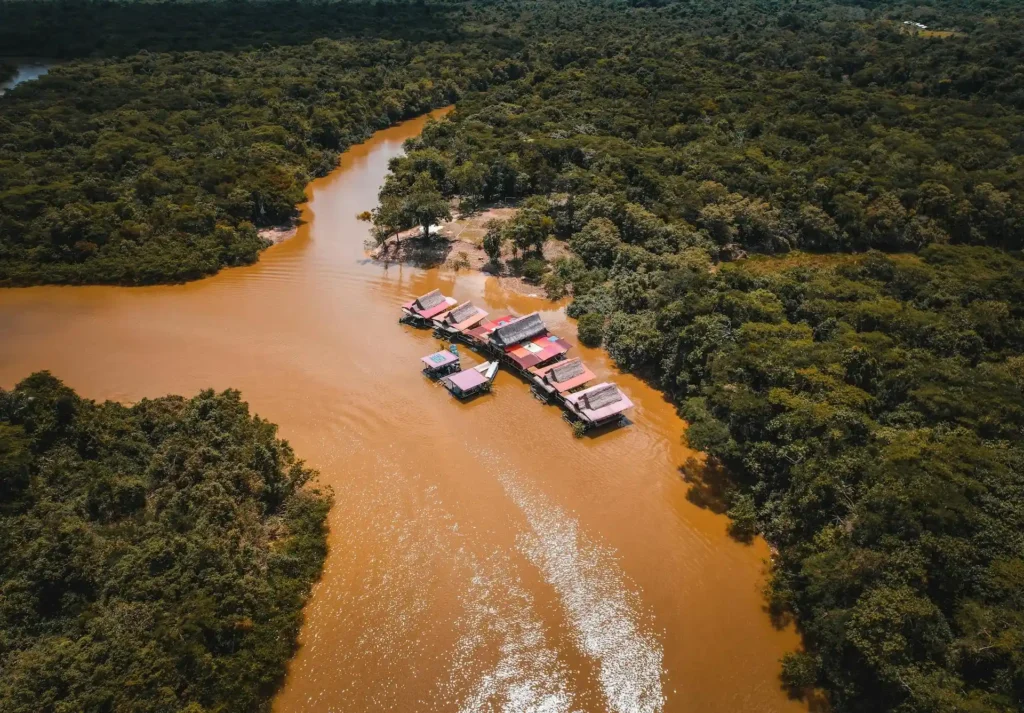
[441,360,499,399]
[421,346,460,378]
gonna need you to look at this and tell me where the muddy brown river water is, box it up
[0,110,808,713]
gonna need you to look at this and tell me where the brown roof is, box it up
[582,383,622,410]
[549,358,585,383]
[490,312,546,348]
[415,289,445,311]
[446,301,479,325]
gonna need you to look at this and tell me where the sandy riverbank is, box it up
[367,206,569,297]
[258,221,301,245]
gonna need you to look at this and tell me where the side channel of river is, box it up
[0,60,51,96]
[0,110,808,713]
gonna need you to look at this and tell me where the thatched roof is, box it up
[582,383,622,410]
[415,289,445,311]
[549,358,585,383]
[490,312,546,348]
[447,301,479,324]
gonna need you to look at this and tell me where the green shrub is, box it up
[780,652,820,694]
[726,493,757,542]
[576,312,606,347]
[522,257,547,282]
[542,271,567,299]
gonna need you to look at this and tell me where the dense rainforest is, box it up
[1,1,1023,712]
[0,373,330,713]
[373,2,1024,713]
[0,22,517,283]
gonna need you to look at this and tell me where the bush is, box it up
[726,493,757,542]
[780,651,819,694]
[542,271,567,299]
[577,312,606,347]
[482,219,505,265]
[448,250,471,271]
[521,257,547,282]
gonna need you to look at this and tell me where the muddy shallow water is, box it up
[0,110,807,713]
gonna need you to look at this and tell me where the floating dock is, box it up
[441,361,498,399]
[421,346,460,379]
[403,289,631,432]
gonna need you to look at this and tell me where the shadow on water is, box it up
[678,456,732,515]
[0,0,489,59]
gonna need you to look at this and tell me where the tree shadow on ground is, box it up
[375,235,453,269]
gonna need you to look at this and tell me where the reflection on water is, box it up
[0,61,51,95]
[0,110,807,713]
[495,459,664,713]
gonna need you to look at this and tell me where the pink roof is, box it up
[467,315,516,340]
[564,382,634,422]
[444,307,489,333]
[417,297,457,319]
[421,351,458,368]
[403,295,457,318]
[447,368,488,391]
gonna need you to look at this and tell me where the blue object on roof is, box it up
[548,335,559,342]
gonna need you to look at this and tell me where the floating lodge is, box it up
[402,290,633,431]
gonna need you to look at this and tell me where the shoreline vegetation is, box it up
[0,372,331,713]
[0,6,521,286]
[0,1,1022,712]
[367,204,570,297]
[365,3,1024,713]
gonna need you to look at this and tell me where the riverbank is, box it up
[368,205,570,297]
[259,220,301,245]
[0,36,479,287]
[0,112,807,713]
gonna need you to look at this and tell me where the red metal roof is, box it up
[504,333,571,369]
[466,315,515,340]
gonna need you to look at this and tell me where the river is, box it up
[0,60,50,95]
[0,110,807,713]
